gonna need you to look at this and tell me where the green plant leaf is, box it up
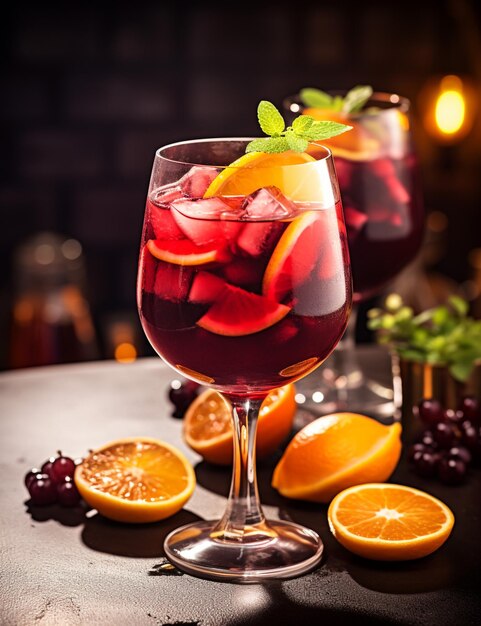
[342,85,373,113]
[257,101,285,136]
[292,115,314,135]
[448,295,469,317]
[306,121,353,141]
[450,360,475,382]
[245,137,290,154]
[285,130,309,152]
[299,88,333,108]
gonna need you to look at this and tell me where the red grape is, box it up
[28,474,57,506]
[50,453,76,483]
[57,477,81,507]
[417,398,443,426]
[438,457,466,485]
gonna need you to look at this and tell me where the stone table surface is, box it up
[1,352,480,626]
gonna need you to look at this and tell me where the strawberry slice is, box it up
[197,285,291,336]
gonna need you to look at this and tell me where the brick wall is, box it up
[1,0,480,364]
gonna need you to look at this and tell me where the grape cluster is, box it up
[25,452,82,507]
[409,396,481,485]
[168,379,200,418]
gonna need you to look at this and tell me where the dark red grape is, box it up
[28,474,57,505]
[433,422,456,449]
[443,409,465,426]
[420,431,437,449]
[459,396,480,423]
[24,468,42,490]
[408,443,427,463]
[418,398,444,426]
[461,423,478,452]
[413,451,438,477]
[168,379,200,418]
[448,446,472,465]
[57,477,81,507]
[438,457,467,485]
[50,453,76,483]
[40,456,58,481]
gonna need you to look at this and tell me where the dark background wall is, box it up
[1,0,481,367]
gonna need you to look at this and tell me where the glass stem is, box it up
[335,304,363,398]
[212,395,269,542]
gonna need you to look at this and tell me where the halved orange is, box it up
[272,413,402,503]
[328,483,455,561]
[146,238,230,266]
[203,151,332,203]
[74,437,196,523]
[183,385,296,465]
[262,210,321,302]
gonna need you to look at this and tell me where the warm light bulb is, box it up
[434,76,466,136]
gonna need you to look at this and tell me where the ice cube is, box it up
[171,197,244,246]
[152,185,185,205]
[241,186,298,221]
[180,166,218,198]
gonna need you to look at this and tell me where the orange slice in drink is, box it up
[204,151,330,202]
[328,483,455,561]
[272,412,402,503]
[197,284,291,336]
[146,238,230,266]
[183,385,296,465]
[74,437,196,523]
[262,210,321,302]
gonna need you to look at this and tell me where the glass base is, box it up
[296,363,395,425]
[164,519,324,583]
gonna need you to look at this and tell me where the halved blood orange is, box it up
[197,285,291,336]
[74,437,196,523]
[184,385,296,465]
[262,211,322,302]
[203,151,324,202]
[146,238,230,266]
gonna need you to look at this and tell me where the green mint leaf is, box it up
[342,85,373,113]
[245,136,290,154]
[257,100,285,136]
[292,115,314,135]
[305,120,353,141]
[448,295,469,317]
[450,360,475,383]
[285,130,309,153]
[299,88,333,109]
[331,95,344,112]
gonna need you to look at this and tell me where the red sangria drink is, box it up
[138,174,351,394]
[136,111,352,583]
[284,88,425,418]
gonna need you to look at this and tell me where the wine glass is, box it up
[284,92,425,419]
[137,138,352,582]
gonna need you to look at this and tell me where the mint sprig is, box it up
[300,85,374,114]
[246,100,352,155]
[368,294,481,383]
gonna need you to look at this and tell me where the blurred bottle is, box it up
[8,232,99,368]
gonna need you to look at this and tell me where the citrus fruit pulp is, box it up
[328,483,455,561]
[203,150,331,203]
[183,385,296,465]
[271,412,402,503]
[74,437,196,523]
[196,284,291,336]
[146,238,230,266]
[262,210,322,302]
